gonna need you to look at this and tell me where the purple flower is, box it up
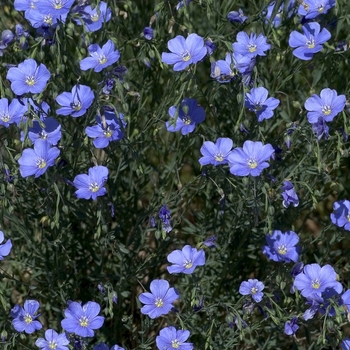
[80,40,120,73]
[298,0,335,19]
[293,263,342,298]
[281,181,299,208]
[228,140,274,177]
[11,300,42,334]
[284,316,299,335]
[73,165,108,200]
[159,205,172,233]
[330,200,350,231]
[143,27,154,40]
[312,117,329,140]
[342,339,350,350]
[28,117,62,146]
[291,262,304,278]
[199,137,234,166]
[0,231,12,260]
[85,110,125,148]
[166,98,206,135]
[203,235,217,248]
[228,9,248,23]
[161,33,207,71]
[35,0,75,16]
[167,245,205,274]
[245,87,280,121]
[239,279,265,302]
[56,84,94,117]
[205,39,216,55]
[232,32,270,58]
[0,98,27,127]
[139,279,179,319]
[35,329,70,350]
[18,139,60,178]
[176,0,192,10]
[6,59,50,95]
[303,288,338,320]
[288,22,331,60]
[304,88,346,123]
[75,1,111,32]
[61,301,104,337]
[262,230,299,263]
[156,326,193,350]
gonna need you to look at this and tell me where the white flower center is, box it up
[277,244,287,255]
[79,315,89,327]
[182,51,191,62]
[44,15,53,26]
[89,182,99,192]
[53,0,62,9]
[0,113,10,122]
[306,39,315,49]
[36,158,47,169]
[71,101,82,111]
[247,159,258,169]
[91,13,99,22]
[251,287,258,294]
[26,76,35,86]
[248,43,257,53]
[312,279,321,289]
[214,153,224,162]
[172,340,181,348]
[49,340,58,349]
[99,55,107,65]
[155,297,164,308]
[24,313,33,324]
[322,105,331,116]
[184,260,193,269]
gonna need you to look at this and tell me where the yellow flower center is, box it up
[104,129,113,138]
[72,101,82,111]
[214,153,224,162]
[155,298,163,308]
[322,105,331,116]
[37,159,47,169]
[24,313,33,324]
[307,39,315,49]
[317,5,324,12]
[172,340,181,348]
[277,244,287,255]
[99,55,107,65]
[1,114,10,122]
[49,341,57,349]
[26,76,35,86]
[79,316,89,327]
[91,13,99,22]
[248,159,258,169]
[312,279,320,289]
[248,44,257,53]
[184,260,193,269]
[182,51,191,62]
[251,287,258,294]
[89,182,99,192]
[347,214,350,222]
[44,15,53,26]
[31,1,35,9]
[53,0,62,9]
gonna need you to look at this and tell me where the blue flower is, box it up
[312,117,329,140]
[303,288,338,320]
[6,58,50,95]
[298,0,335,19]
[156,326,193,350]
[262,230,300,263]
[14,0,38,13]
[305,88,346,123]
[18,139,60,178]
[61,301,104,337]
[239,279,265,302]
[80,40,120,73]
[139,279,179,319]
[93,343,124,350]
[0,231,12,260]
[167,245,205,274]
[25,10,66,29]
[56,84,94,117]
[143,27,154,40]
[74,1,111,32]
[342,338,350,350]
[0,98,27,127]
[281,181,299,208]
[228,140,274,177]
[73,166,108,200]
[35,329,70,350]
[85,109,125,148]
[265,2,284,27]
[35,0,74,16]
[330,200,350,231]
[245,87,280,121]
[203,235,217,248]
[289,22,331,60]
[11,300,42,334]
[232,32,270,58]
[227,9,248,23]
[176,0,192,10]
[161,33,207,71]
[166,98,206,135]
[284,316,299,335]
[28,117,62,146]
[293,263,342,298]
[199,137,234,166]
